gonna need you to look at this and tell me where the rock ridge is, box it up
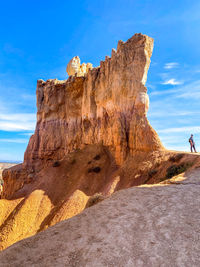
[0,34,167,250]
[24,33,163,169]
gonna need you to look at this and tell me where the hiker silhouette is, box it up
[189,134,197,153]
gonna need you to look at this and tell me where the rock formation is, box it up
[66,56,93,76]
[0,163,16,199]
[24,33,162,169]
[0,33,173,251]
[2,33,164,199]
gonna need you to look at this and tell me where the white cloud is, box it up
[149,110,200,118]
[0,113,36,131]
[176,80,200,99]
[161,79,183,85]
[164,145,189,152]
[164,62,179,69]
[0,138,28,144]
[0,113,35,122]
[150,79,200,97]
[158,126,200,134]
[0,122,35,131]
[178,92,200,99]
[159,135,180,144]
[20,132,34,136]
[150,88,177,96]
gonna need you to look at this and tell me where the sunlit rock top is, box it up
[66,56,93,77]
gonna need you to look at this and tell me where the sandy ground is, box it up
[0,167,200,266]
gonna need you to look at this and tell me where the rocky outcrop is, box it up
[1,164,28,198]
[24,33,163,170]
[66,56,93,76]
[0,163,16,196]
[0,33,168,250]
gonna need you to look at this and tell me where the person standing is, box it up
[189,134,197,153]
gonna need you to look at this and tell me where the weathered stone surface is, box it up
[2,33,164,201]
[0,33,168,250]
[2,164,28,199]
[1,170,200,266]
[24,33,163,170]
[66,56,93,77]
[0,163,16,196]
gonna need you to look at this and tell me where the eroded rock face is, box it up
[1,33,200,253]
[66,56,93,77]
[24,33,163,169]
[0,34,163,237]
[2,33,164,200]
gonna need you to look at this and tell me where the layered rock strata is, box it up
[2,33,164,200]
[0,34,166,249]
[24,33,163,169]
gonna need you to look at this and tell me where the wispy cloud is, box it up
[149,110,200,118]
[164,145,189,152]
[0,113,36,131]
[150,88,177,96]
[150,79,200,97]
[149,77,200,153]
[0,122,35,131]
[0,138,28,144]
[161,78,183,85]
[20,132,34,136]
[159,136,190,152]
[178,92,200,99]
[0,113,35,122]
[159,135,180,144]
[158,126,200,134]
[176,81,200,99]
[164,62,179,69]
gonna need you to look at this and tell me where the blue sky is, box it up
[0,0,200,161]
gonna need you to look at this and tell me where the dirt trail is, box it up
[0,167,200,266]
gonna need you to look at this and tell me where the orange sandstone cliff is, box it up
[2,33,192,251]
[2,33,163,200]
[25,33,162,166]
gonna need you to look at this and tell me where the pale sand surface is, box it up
[0,168,200,266]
